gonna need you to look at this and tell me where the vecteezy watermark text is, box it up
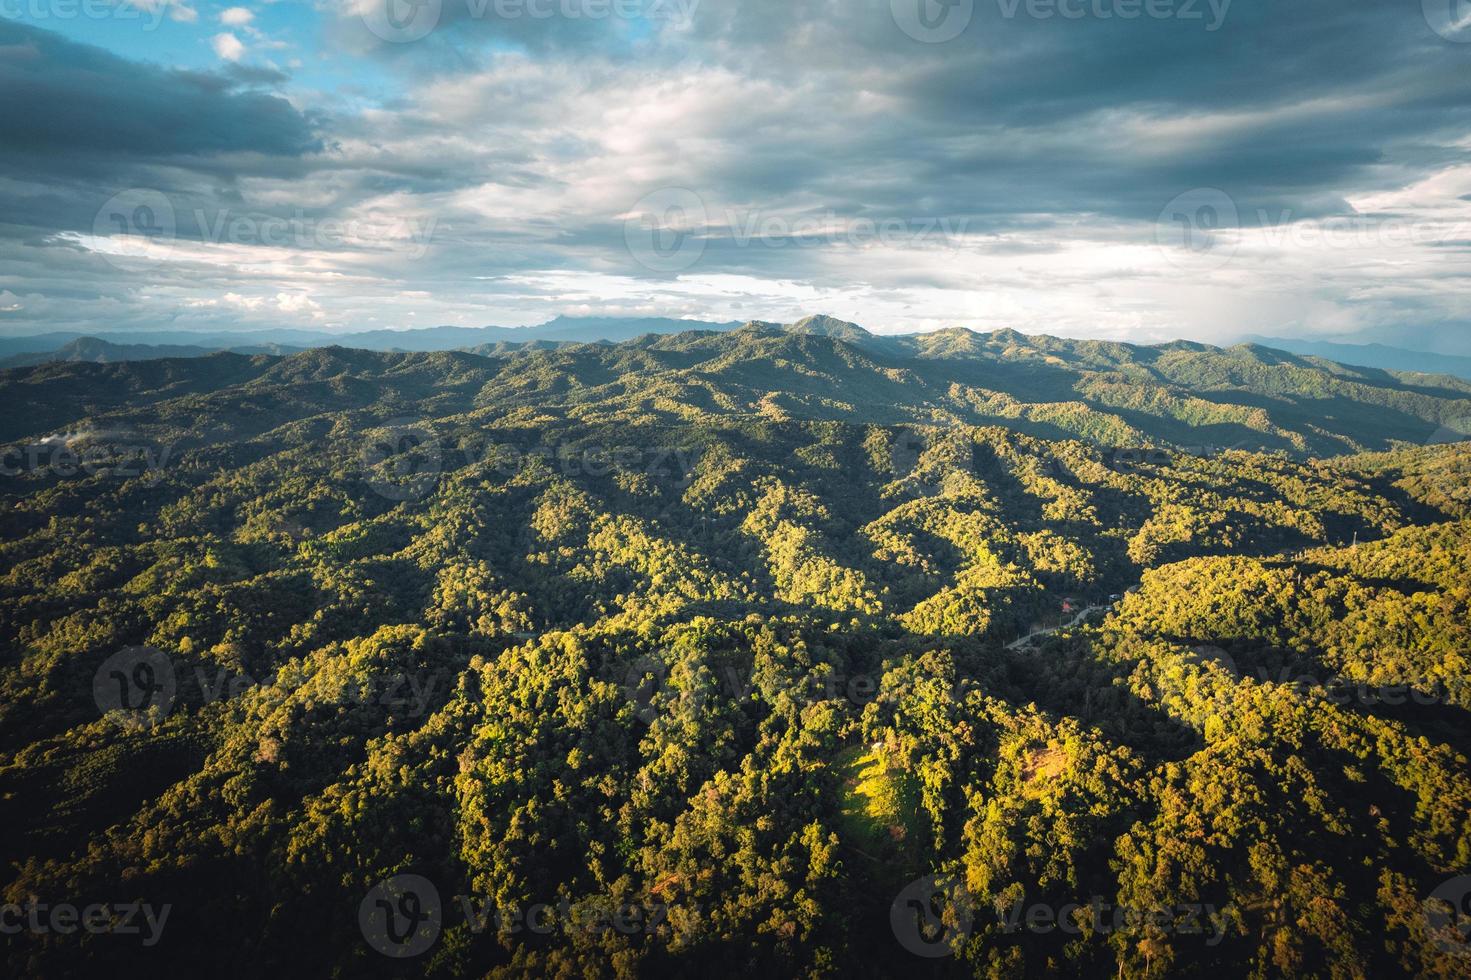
[1,431,173,482]
[361,425,705,501]
[622,656,895,726]
[996,0,1229,29]
[890,0,1229,43]
[0,899,171,947]
[1190,645,1466,711]
[995,896,1229,946]
[91,189,437,270]
[891,874,1231,957]
[359,874,681,957]
[1155,187,1471,267]
[93,645,446,728]
[0,0,180,30]
[622,188,972,272]
[359,0,698,44]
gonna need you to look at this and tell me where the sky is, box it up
[2,0,1471,348]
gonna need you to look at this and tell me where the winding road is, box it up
[1005,604,1112,651]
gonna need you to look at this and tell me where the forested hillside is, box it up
[1,328,1468,977]
[6,321,1471,453]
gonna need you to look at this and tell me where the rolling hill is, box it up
[2,319,1470,977]
[5,319,1471,456]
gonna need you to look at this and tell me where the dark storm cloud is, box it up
[697,0,1468,223]
[226,0,1471,238]
[0,20,331,269]
[0,20,321,162]
[1,0,1468,340]
[334,0,1470,236]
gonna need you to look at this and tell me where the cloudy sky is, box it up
[1,0,1470,346]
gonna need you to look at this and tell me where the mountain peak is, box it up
[734,320,785,336]
[785,315,871,341]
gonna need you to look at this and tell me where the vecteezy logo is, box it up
[92,189,176,270]
[1190,644,1239,679]
[1105,446,1173,471]
[888,427,929,480]
[623,188,708,273]
[93,646,178,726]
[1426,416,1471,447]
[1424,0,1471,42]
[891,0,973,42]
[891,873,973,958]
[1155,188,1240,269]
[1421,415,1471,509]
[361,0,442,43]
[1425,875,1471,958]
[362,418,442,502]
[360,875,442,957]
[889,426,969,492]
[622,654,671,726]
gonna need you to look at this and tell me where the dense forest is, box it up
[1,324,1469,977]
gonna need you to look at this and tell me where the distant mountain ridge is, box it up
[5,315,1471,456]
[0,315,745,361]
[1245,335,1471,381]
[8,315,1469,386]
[0,336,303,369]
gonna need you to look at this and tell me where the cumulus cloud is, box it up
[211,32,246,61]
[2,3,1470,346]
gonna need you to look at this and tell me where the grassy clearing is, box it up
[834,744,923,874]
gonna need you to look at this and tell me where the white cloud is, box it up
[6,4,1471,349]
[276,293,324,317]
[211,32,246,62]
[124,0,196,22]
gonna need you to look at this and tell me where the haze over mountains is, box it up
[7,314,1471,383]
[1245,336,1471,381]
[0,316,743,363]
[6,315,1471,460]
